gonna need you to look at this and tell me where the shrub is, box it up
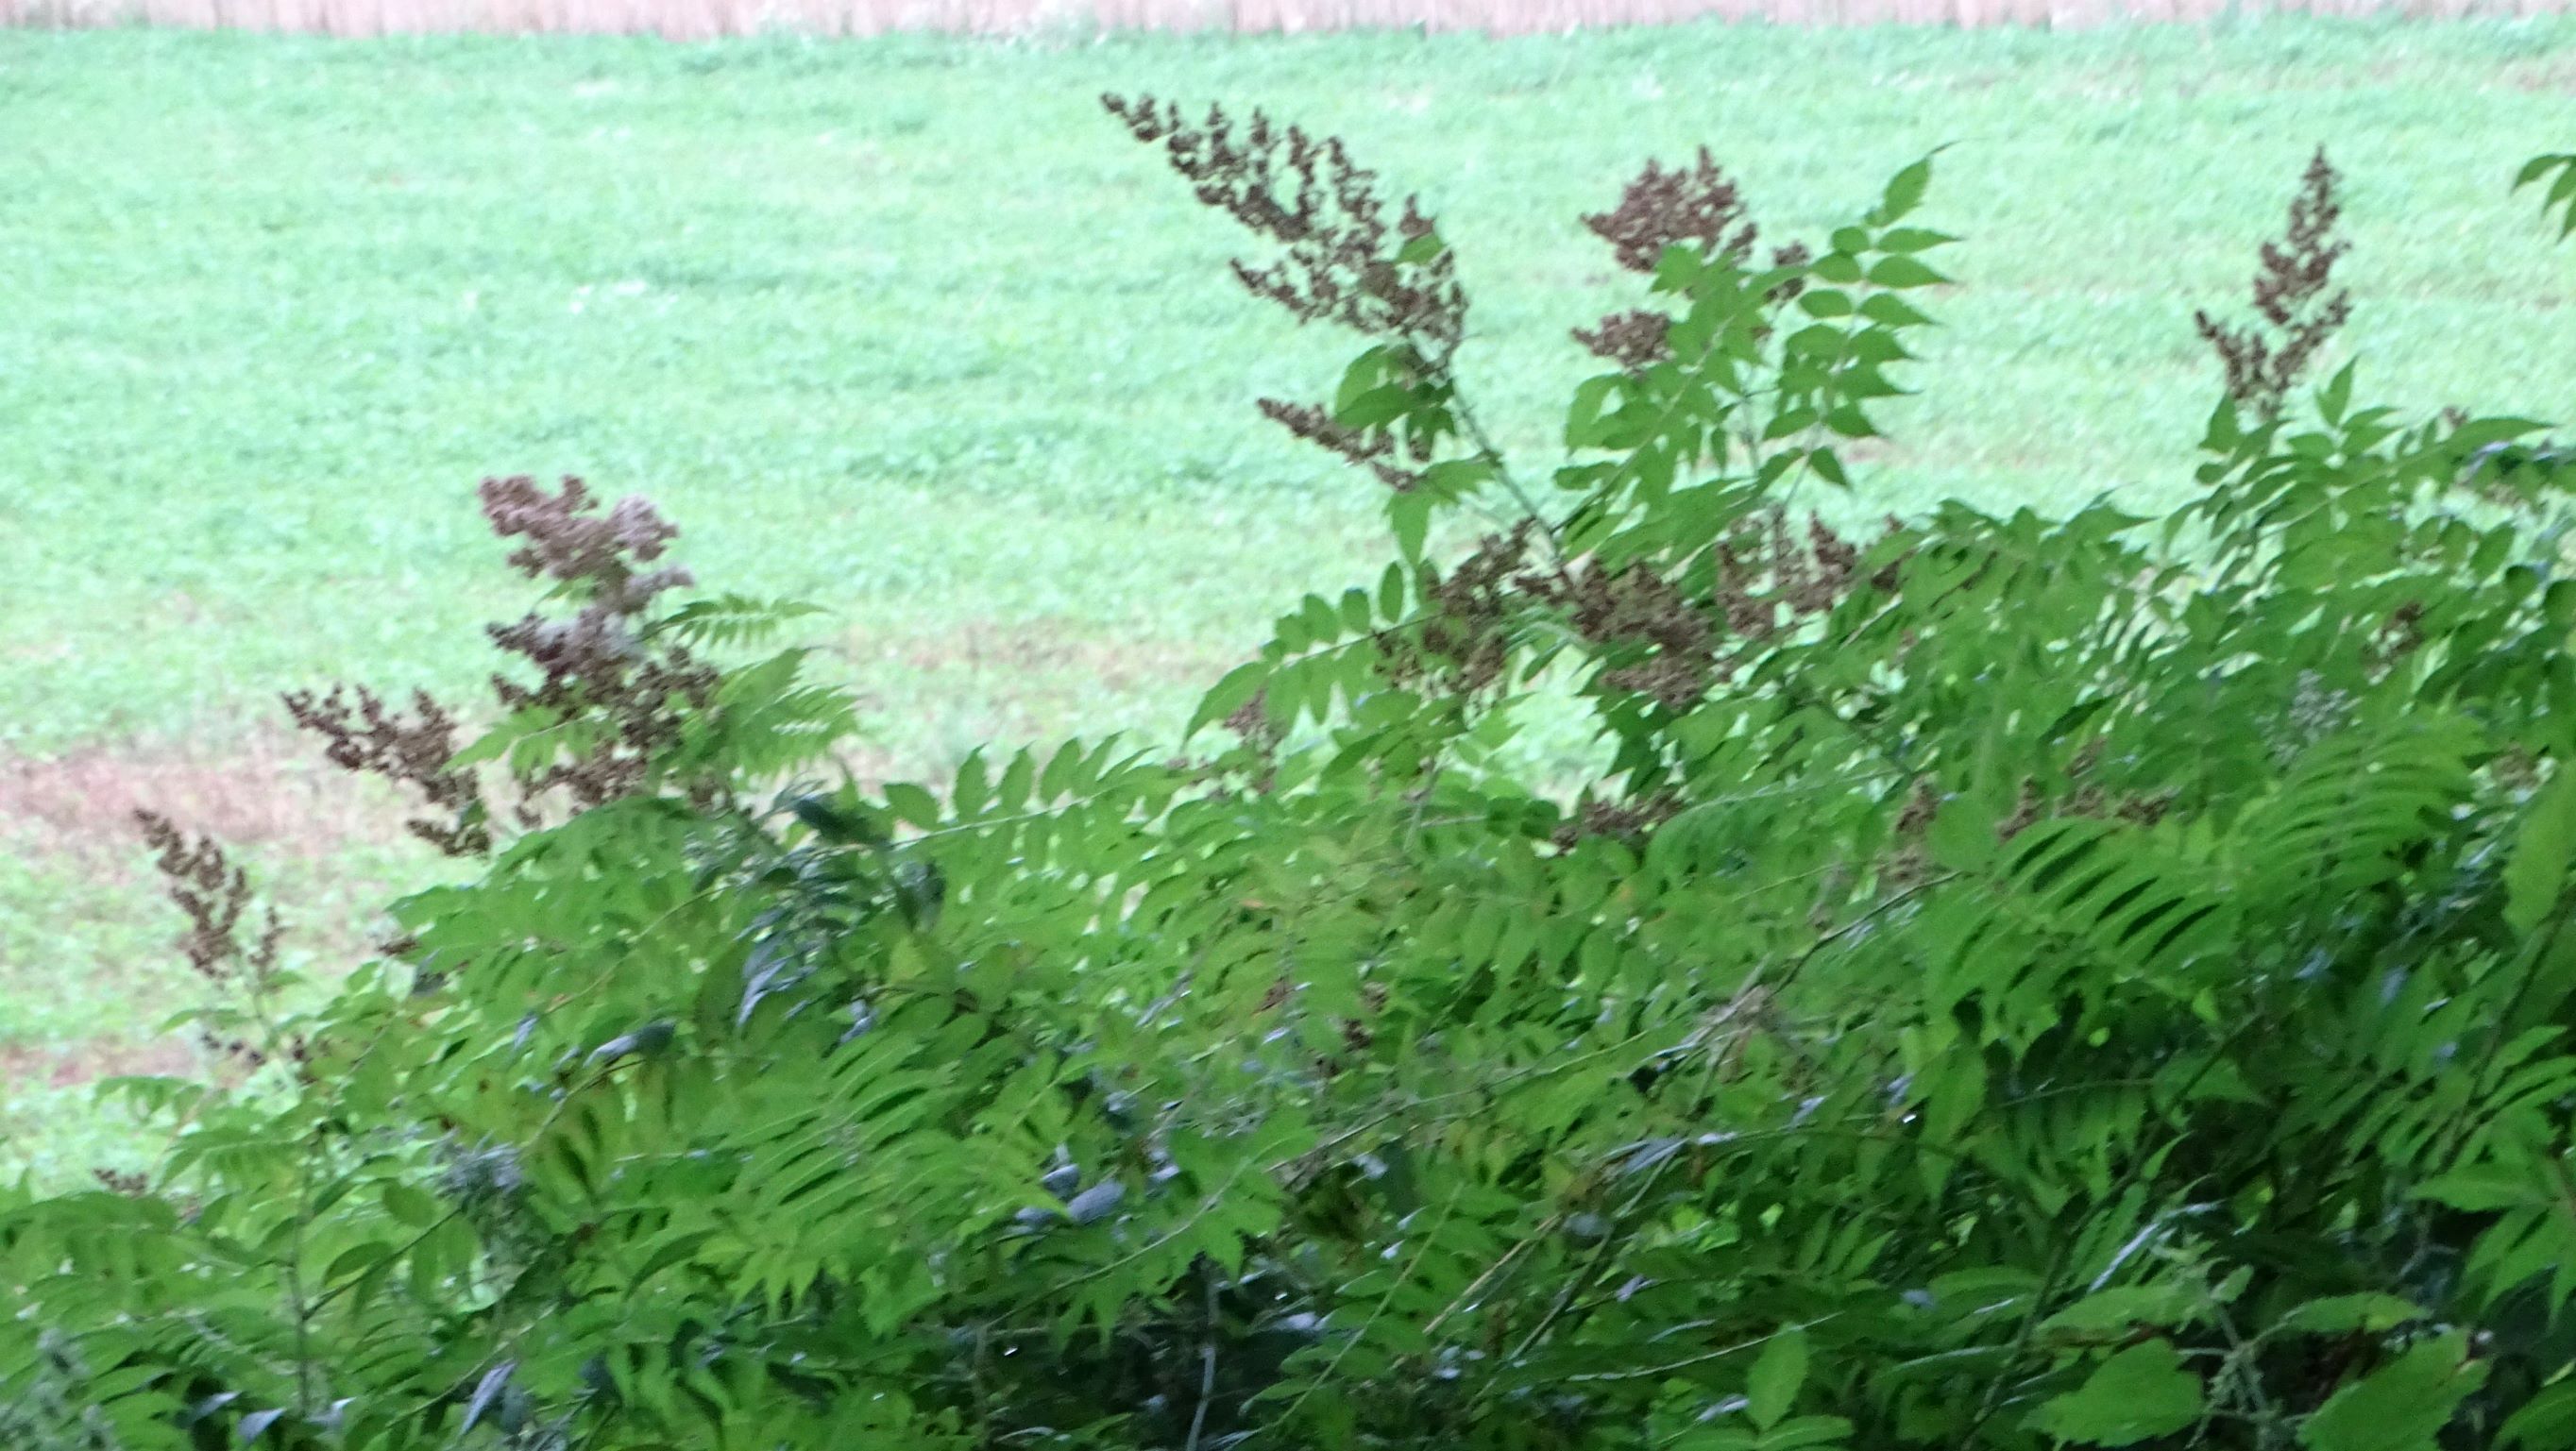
[8,104,2576,1451]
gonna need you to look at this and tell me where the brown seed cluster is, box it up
[1890,739,2173,886]
[1999,747,2178,844]
[2373,599,2427,668]
[1583,148,1759,277]
[134,810,302,1068]
[1571,308,1674,374]
[480,477,719,816]
[1526,562,1713,713]
[481,472,694,614]
[1103,94,1466,349]
[1699,513,1904,686]
[1256,396,1423,493]
[1572,152,1759,374]
[286,476,719,849]
[282,685,488,855]
[1766,242,1814,299]
[1570,154,1810,373]
[1550,792,1684,852]
[1387,510,1904,735]
[2195,148,2352,416]
[1223,687,1283,794]
[1388,521,1536,699]
[1715,515,1877,636]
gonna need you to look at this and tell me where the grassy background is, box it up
[5,17,2575,1182]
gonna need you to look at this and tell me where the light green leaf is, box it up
[2031,1339,2203,1446]
[1876,156,1934,223]
[1388,489,1432,564]
[1798,289,1855,319]
[882,781,943,830]
[1188,661,1269,740]
[2516,153,2571,189]
[1866,255,1948,289]
[2500,1380,2576,1449]
[1858,293,1934,328]
[1757,1416,1853,1451]
[2040,1284,2204,1341]
[2317,361,2355,425]
[953,751,991,817]
[2300,1333,2487,1451]
[1746,1326,1808,1430]
[1812,252,1864,285]
[2415,1162,2547,1212]
[380,1182,438,1228]
[2275,1294,2423,1337]
[1925,799,1992,870]
[1336,385,1412,430]
[2508,769,2576,936]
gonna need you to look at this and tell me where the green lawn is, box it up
[5,16,2575,1183]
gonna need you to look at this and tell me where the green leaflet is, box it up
[2032,1340,2206,1447]
[2299,1335,2490,1451]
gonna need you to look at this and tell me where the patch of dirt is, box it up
[1,731,420,1094]
[2504,58,2576,97]
[0,728,408,876]
[0,1038,197,1091]
[837,616,1236,778]
[871,616,1234,697]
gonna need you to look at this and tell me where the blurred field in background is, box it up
[5,19,2575,1183]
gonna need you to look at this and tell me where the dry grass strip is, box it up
[3,0,2567,39]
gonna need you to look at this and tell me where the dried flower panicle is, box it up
[1524,561,1713,713]
[1572,159,1805,372]
[1991,743,2179,852]
[288,476,720,842]
[1584,148,1759,277]
[1256,396,1423,493]
[135,811,263,987]
[2373,599,2428,670]
[1765,242,1814,302]
[478,477,719,817]
[1551,792,1684,852]
[1386,521,1536,699]
[1880,776,1944,889]
[480,473,691,615]
[1572,309,1674,374]
[1387,511,1906,722]
[282,685,488,856]
[1222,688,1284,794]
[2195,148,2352,415]
[133,810,303,1068]
[1703,512,1907,681]
[1103,94,1466,349]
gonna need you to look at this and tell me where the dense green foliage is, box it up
[12,22,2576,1186]
[12,94,2576,1451]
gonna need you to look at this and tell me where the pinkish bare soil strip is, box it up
[8,0,2551,40]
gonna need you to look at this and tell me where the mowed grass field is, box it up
[6,18,2576,1183]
